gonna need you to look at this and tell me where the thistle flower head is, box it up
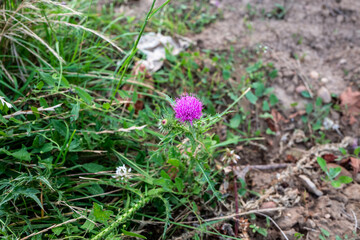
[173,94,203,125]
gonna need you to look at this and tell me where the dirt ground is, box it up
[196,1,360,239]
[121,0,360,239]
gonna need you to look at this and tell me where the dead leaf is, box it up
[322,153,337,163]
[340,157,360,177]
[340,87,360,124]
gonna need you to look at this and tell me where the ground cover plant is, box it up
[1,0,360,239]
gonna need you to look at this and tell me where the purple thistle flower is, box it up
[173,94,203,125]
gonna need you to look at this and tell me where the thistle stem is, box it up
[91,197,150,240]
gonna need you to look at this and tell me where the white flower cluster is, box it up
[113,164,131,181]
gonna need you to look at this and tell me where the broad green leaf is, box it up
[82,163,106,173]
[301,91,311,98]
[167,158,181,167]
[245,91,258,105]
[262,100,270,111]
[320,228,330,237]
[229,114,241,129]
[339,147,347,155]
[317,157,327,173]
[354,147,360,157]
[269,94,278,106]
[328,167,341,179]
[52,227,65,236]
[93,203,113,224]
[160,170,171,180]
[331,180,342,188]
[9,145,32,161]
[338,176,352,184]
[175,177,184,192]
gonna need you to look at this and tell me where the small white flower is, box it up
[0,97,12,109]
[113,164,132,181]
[221,148,241,165]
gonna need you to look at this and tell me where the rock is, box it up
[356,173,360,183]
[299,175,324,197]
[310,70,319,80]
[305,219,317,229]
[260,201,277,209]
[317,86,331,103]
[283,229,297,239]
[296,85,307,93]
[321,77,329,84]
[283,68,294,78]
[277,207,305,230]
[325,213,331,219]
[343,184,360,200]
[337,15,344,23]
[285,84,295,94]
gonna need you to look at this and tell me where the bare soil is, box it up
[190,0,360,239]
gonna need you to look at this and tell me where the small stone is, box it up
[283,69,294,77]
[306,219,317,229]
[338,58,347,65]
[325,214,331,219]
[317,87,331,103]
[356,173,360,183]
[296,85,307,93]
[310,70,319,80]
[344,184,360,200]
[285,84,295,94]
[260,201,277,209]
[321,77,329,84]
[337,15,344,23]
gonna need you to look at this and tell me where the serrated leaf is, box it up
[70,102,80,122]
[75,87,93,105]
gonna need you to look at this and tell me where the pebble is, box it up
[283,69,294,77]
[321,77,329,84]
[260,201,277,209]
[310,70,319,80]
[325,214,331,219]
[285,84,295,94]
[296,85,307,93]
[337,15,344,23]
[317,86,331,103]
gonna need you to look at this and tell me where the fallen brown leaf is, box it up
[340,157,360,177]
[340,87,360,124]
